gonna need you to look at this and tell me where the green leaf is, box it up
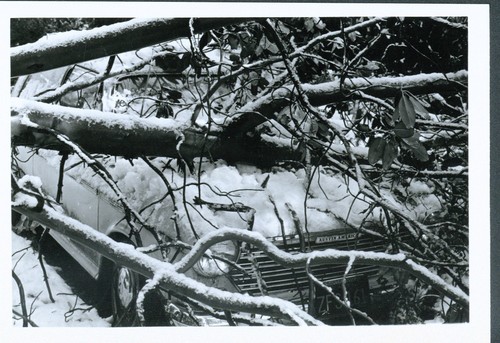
[179,52,192,72]
[368,137,386,165]
[276,21,290,35]
[304,18,315,32]
[250,72,260,86]
[382,141,398,170]
[199,32,212,51]
[358,123,370,133]
[402,133,429,162]
[266,42,279,54]
[315,18,326,30]
[393,93,402,123]
[255,44,264,57]
[332,37,344,50]
[394,92,416,128]
[317,121,330,138]
[348,31,360,42]
[228,53,240,62]
[258,77,270,89]
[393,121,414,138]
[402,93,416,128]
[227,34,239,50]
[407,93,431,120]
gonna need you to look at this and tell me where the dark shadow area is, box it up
[37,231,102,310]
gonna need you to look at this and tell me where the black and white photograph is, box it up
[6,2,490,342]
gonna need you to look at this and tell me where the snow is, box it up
[12,97,185,132]
[18,175,43,190]
[32,142,442,248]
[12,193,39,208]
[239,70,468,116]
[11,19,173,58]
[11,233,110,327]
[9,16,470,330]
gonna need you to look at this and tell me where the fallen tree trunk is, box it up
[11,70,467,164]
[11,18,254,77]
[11,98,300,166]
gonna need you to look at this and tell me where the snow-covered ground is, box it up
[11,232,110,327]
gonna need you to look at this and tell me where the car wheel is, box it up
[111,263,142,326]
[104,236,169,327]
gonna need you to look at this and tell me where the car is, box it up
[12,47,421,326]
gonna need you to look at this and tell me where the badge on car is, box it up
[315,232,358,244]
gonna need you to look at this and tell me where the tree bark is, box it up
[11,98,299,166]
[11,18,254,77]
[12,70,467,165]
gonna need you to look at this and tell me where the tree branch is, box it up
[12,270,29,327]
[11,18,254,77]
[174,229,469,307]
[237,70,468,122]
[11,98,299,166]
[12,198,323,325]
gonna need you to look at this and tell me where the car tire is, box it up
[111,262,142,326]
[99,236,169,327]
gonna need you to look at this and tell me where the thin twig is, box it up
[38,228,55,303]
[12,309,38,327]
[12,270,29,327]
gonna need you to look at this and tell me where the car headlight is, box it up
[193,240,240,278]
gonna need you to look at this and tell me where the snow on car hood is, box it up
[37,148,441,245]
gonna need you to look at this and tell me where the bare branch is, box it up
[174,229,469,307]
[12,270,29,327]
[12,199,323,325]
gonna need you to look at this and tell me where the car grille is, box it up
[229,230,402,299]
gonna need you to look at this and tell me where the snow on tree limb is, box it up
[32,50,177,104]
[11,98,300,165]
[12,188,468,321]
[173,227,469,308]
[11,97,215,159]
[11,18,254,77]
[11,197,322,325]
[11,90,469,173]
[237,70,468,121]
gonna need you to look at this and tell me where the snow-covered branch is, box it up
[11,98,211,159]
[174,229,469,307]
[11,18,254,77]
[11,98,299,166]
[12,196,322,325]
[32,50,177,104]
[12,184,468,320]
[237,70,468,121]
